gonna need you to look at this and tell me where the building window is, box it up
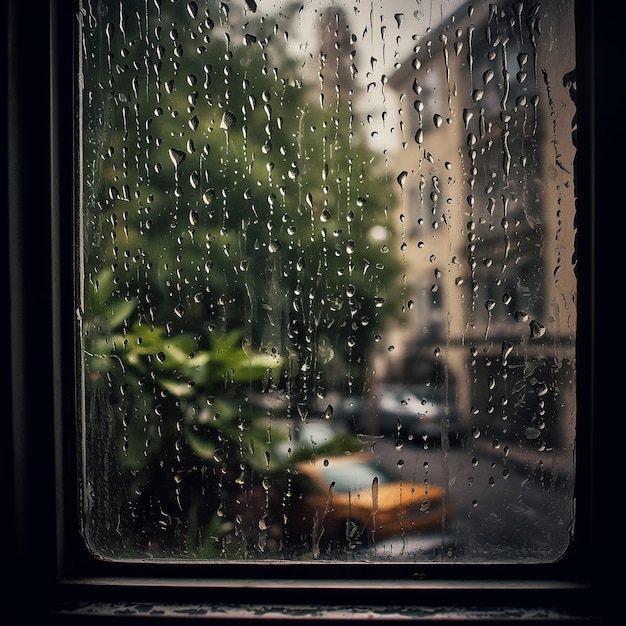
[77,0,578,566]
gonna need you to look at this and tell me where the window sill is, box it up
[47,577,601,623]
[49,601,599,623]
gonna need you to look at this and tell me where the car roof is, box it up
[295,453,398,488]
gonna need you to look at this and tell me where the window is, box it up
[8,0,607,622]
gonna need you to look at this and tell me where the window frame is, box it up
[7,0,607,622]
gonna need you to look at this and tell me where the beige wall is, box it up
[376,0,577,460]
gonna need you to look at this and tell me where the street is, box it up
[352,437,574,563]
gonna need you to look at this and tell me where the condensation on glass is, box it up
[77,0,577,563]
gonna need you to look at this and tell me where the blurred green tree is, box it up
[80,0,400,557]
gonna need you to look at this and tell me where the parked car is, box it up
[286,453,450,550]
[273,416,364,463]
[356,383,465,447]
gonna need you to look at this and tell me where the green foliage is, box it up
[80,0,402,556]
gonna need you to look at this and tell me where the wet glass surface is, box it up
[78,0,577,562]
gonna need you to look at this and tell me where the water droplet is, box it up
[525,426,541,440]
[397,170,408,189]
[220,110,237,130]
[186,1,198,19]
[297,403,308,421]
[530,320,545,338]
[268,239,281,253]
[168,148,186,169]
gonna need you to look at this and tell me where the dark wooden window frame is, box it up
[7,1,609,622]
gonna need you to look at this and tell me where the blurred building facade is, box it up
[378,0,577,463]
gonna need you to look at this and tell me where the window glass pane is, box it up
[78,0,577,562]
